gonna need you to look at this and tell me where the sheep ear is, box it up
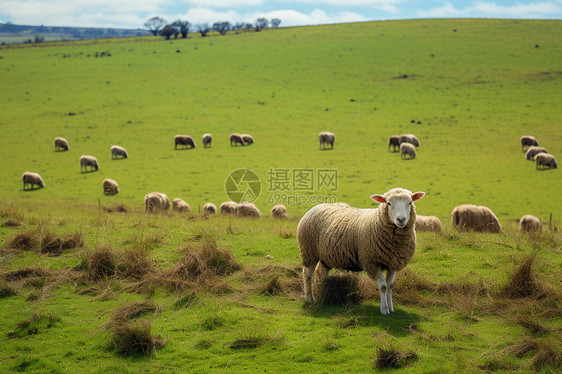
[411,192,425,201]
[370,194,386,203]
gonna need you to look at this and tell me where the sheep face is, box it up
[371,190,425,229]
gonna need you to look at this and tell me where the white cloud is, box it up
[416,1,561,19]
[182,0,263,7]
[282,0,401,12]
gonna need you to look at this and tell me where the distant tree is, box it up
[172,20,191,38]
[144,17,167,36]
[271,18,281,28]
[254,18,269,32]
[159,25,177,40]
[34,35,44,43]
[213,21,231,35]
[232,22,245,30]
[197,23,211,37]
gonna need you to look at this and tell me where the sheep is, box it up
[79,155,99,173]
[535,153,558,170]
[236,202,261,218]
[525,146,547,160]
[519,214,542,233]
[203,202,217,215]
[399,134,420,147]
[174,135,196,149]
[22,171,45,190]
[110,145,128,159]
[415,215,442,232]
[297,188,425,315]
[229,133,246,146]
[241,134,254,145]
[102,178,119,195]
[271,204,288,219]
[220,201,238,214]
[202,133,213,148]
[451,204,501,233]
[144,192,170,212]
[388,135,400,152]
[520,135,539,152]
[318,131,335,150]
[54,137,70,151]
[400,142,416,160]
[172,198,191,212]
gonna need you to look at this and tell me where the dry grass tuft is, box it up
[7,312,61,338]
[374,347,418,369]
[106,300,160,328]
[102,204,130,213]
[515,316,550,335]
[118,248,154,280]
[0,280,17,298]
[500,255,545,299]
[110,321,167,357]
[260,276,284,296]
[315,273,363,306]
[40,231,84,256]
[4,267,49,281]
[532,342,562,372]
[503,340,540,358]
[6,231,39,250]
[2,218,22,227]
[89,246,117,280]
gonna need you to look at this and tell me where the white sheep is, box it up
[102,178,119,195]
[400,142,416,159]
[172,198,191,212]
[399,134,420,147]
[451,204,501,233]
[203,202,217,215]
[54,137,70,151]
[415,215,441,232]
[202,133,213,148]
[318,131,335,150]
[229,133,245,147]
[519,214,542,233]
[520,135,539,152]
[174,135,196,149]
[79,155,99,173]
[220,201,238,214]
[241,134,254,145]
[236,202,261,218]
[22,171,45,190]
[144,192,170,212]
[525,146,547,160]
[271,204,288,219]
[534,153,558,170]
[110,145,128,159]
[297,188,425,315]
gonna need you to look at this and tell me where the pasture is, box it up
[1,19,561,372]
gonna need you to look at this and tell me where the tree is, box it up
[254,18,269,32]
[197,23,211,37]
[144,17,167,36]
[271,18,281,28]
[172,20,191,38]
[213,21,231,35]
[159,25,177,40]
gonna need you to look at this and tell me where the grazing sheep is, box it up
[271,204,288,219]
[203,202,217,215]
[54,137,70,151]
[297,188,425,315]
[400,142,416,159]
[102,178,119,195]
[22,171,45,190]
[525,146,547,160]
[399,134,420,147]
[535,153,558,170]
[172,198,191,212]
[110,145,128,159]
[520,135,539,152]
[241,134,254,145]
[174,135,196,149]
[220,201,238,214]
[202,133,213,148]
[79,155,99,173]
[388,135,400,152]
[451,204,501,233]
[236,202,261,218]
[229,133,246,146]
[519,214,542,233]
[415,215,442,232]
[318,131,335,150]
[144,192,170,212]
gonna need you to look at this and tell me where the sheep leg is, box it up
[303,265,315,303]
[365,265,390,315]
[385,271,396,314]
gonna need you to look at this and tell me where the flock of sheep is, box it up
[521,135,558,170]
[387,133,420,159]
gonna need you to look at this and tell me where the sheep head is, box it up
[370,188,425,229]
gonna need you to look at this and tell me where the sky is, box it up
[1,0,561,29]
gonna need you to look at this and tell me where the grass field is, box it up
[1,19,561,373]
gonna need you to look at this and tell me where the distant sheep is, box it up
[399,134,420,147]
[519,214,542,233]
[174,135,196,149]
[400,142,416,159]
[110,145,128,159]
[202,133,213,148]
[271,204,288,219]
[525,146,547,160]
[318,131,335,150]
[22,171,45,190]
[229,133,245,146]
[451,204,501,233]
[203,202,217,215]
[241,134,254,145]
[535,153,558,170]
[54,137,70,151]
[102,178,119,195]
[236,202,261,218]
[172,198,191,212]
[220,201,238,214]
[388,135,400,152]
[520,135,539,152]
[415,215,442,232]
[145,192,170,212]
[79,155,99,173]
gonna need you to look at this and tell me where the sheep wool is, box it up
[415,215,441,232]
[388,135,400,152]
[519,215,542,232]
[172,198,191,212]
[110,145,128,159]
[520,135,539,152]
[54,137,70,151]
[237,202,261,218]
[525,146,547,160]
[400,142,416,159]
[174,135,196,149]
[202,133,213,148]
[451,204,501,233]
[144,192,170,212]
[241,134,254,145]
[102,178,119,195]
[203,202,217,215]
[22,171,45,190]
[271,204,288,219]
[399,134,420,147]
[220,201,238,214]
[229,133,245,146]
[534,153,558,170]
[79,155,99,173]
[318,131,335,149]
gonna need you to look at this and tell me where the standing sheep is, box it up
[22,172,45,190]
[110,145,128,159]
[236,202,261,218]
[520,135,539,152]
[144,192,170,212]
[388,135,400,152]
[220,201,238,214]
[415,215,442,232]
[399,134,420,147]
[174,135,196,149]
[102,178,119,195]
[451,204,501,233]
[271,204,288,219]
[54,137,70,151]
[525,146,547,160]
[318,131,335,150]
[241,134,254,145]
[229,133,246,147]
[203,202,217,215]
[519,215,542,233]
[79,155,99,173]
[172,198,191,212]
[535,153,558,170]
[297,188,425,315]
[202,133,213,148]
[400,142,416,160]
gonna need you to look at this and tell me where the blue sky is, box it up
[1,1,561,29]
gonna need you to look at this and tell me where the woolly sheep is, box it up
[172,198,191,212]
[174,135,196,149]
[297,188,425,315]
[535,153,558,170]
[202,133,213,148]
[79,155,99,173]
[203,202,217,215]
[451,204,501,233]
[241,134,254,145]
[271,204,288,219]
[520,135,539,152]
[388,135,400,152]
[22,171,45,190]
[236,202,261,218]
[54,137,70,151]
[400,142,416,159]
[220,201,238,214]
[144,192,170,212]
[519,214,542,233]
[229,133,245,146]
[102,178,119,195]
[110,145,128,159]
[318,131,335,150]
[399,134,420,147]
[525,146,547,160]
[415,215,442,232]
